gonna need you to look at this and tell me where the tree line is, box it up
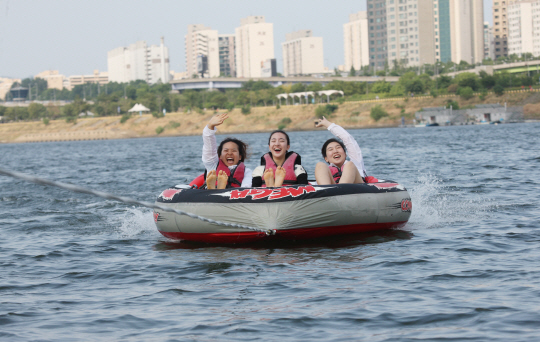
[1,68,538,123]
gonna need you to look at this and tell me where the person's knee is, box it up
[315,162,329,171]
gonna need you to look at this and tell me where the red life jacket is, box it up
[261,152,299,187]
[204,160,246,188]
[329,162,378,183]
[328,164,345,183]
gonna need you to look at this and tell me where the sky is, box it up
[0,0,493,79]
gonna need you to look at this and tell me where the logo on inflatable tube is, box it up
[224,185,320,200]
[159,189,183,200]
[401,198,412,212]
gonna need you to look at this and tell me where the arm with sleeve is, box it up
[327,123,367,177]
[201,126,219,172]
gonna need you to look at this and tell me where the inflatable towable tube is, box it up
[153,181,412,244]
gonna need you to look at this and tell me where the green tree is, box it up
[27,103,48,120]
[349,66,356,77]
[458,86,474,100]
[370,105,388,121]
[493,84,504,96]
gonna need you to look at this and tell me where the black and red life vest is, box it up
[261,151,299,187]
[202,160,246,189]
[329,162,379,183]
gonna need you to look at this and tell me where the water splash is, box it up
[408,173,495,229]
[114,207,160,239]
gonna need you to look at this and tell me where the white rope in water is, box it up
[0,168,275,236]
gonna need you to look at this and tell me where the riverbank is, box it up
[1,92,539,143]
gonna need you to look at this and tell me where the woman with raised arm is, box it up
[251,130,308,187]
[202,112,252,190]
[314,116,373,185]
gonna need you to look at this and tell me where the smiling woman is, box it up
[202,113,252,189]
[251,130,308,187]
[314,116,377,185]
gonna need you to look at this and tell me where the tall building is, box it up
[235,16,275,78]
[343,11,369,72]
[484,22,495,60]
[108,38,170,84]
[185,25,219,78]
[218,34,236,77]
[508,0,535,57]
[435,0,452,63]
[367,0,436,70]
[367,0,388,70]
[493,0,508,59]
[449,0,484,65]
[282,30,324,76]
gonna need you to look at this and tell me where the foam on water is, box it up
[408,173,496,229]
[113,207,160,239]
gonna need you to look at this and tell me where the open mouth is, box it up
[273,148,282,153]
[226,158,234,163]
[332,153,341,159]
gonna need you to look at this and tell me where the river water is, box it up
[1,123,539,341]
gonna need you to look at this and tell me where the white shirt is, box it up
[202,125,253,187]
[327,123,367,178]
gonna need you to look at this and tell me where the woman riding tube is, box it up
[202,113,252,189]
[314,116,376,185]
[251,130,308,187]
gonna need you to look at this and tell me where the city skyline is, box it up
[0,0,494,79]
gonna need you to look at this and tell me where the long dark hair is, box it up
[321,138,346,161]
[268,130,290,145]
[218,138,248,163]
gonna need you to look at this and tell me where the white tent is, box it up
[128,103,150,113]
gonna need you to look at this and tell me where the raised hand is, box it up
[208,112,229,130]
[315,116,332,129]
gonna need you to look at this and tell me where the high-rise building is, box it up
[282,30,324,76]
[218,34,236,77]
[185,25,219,78]
[435,0,452,63]
[449,0,484,65]
[493,0,508,59]
[235,16,275,78]
[108,38,170,84]
[508,0,535,57]
[484,22,495,60]
[367,0,436,70]
[367,0,388,70]
[343,11,369,72]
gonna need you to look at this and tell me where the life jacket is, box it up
[203,160,246,189]
[329,162,378,183]
[261,151,299,186]
[329,164,345,183]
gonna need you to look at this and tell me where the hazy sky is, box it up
[0,0,493,79]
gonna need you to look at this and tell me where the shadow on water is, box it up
[152,229,413,251]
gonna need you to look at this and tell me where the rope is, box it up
[0,168,275,236]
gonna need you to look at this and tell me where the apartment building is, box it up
[218,34,236,77]
[35,70,65,90]
[235,16,275,78]
[493,0,508,59]
[108,38,170,84]
[282,30,324,76]
[449,0,484,64]
[484,22,495,60]
[508,0,535,56]
[367,0,436,70]
[343,11,369,72]
[185,25,219,78]
[68,70,108,90]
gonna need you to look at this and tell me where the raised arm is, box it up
[202,113,229,171]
